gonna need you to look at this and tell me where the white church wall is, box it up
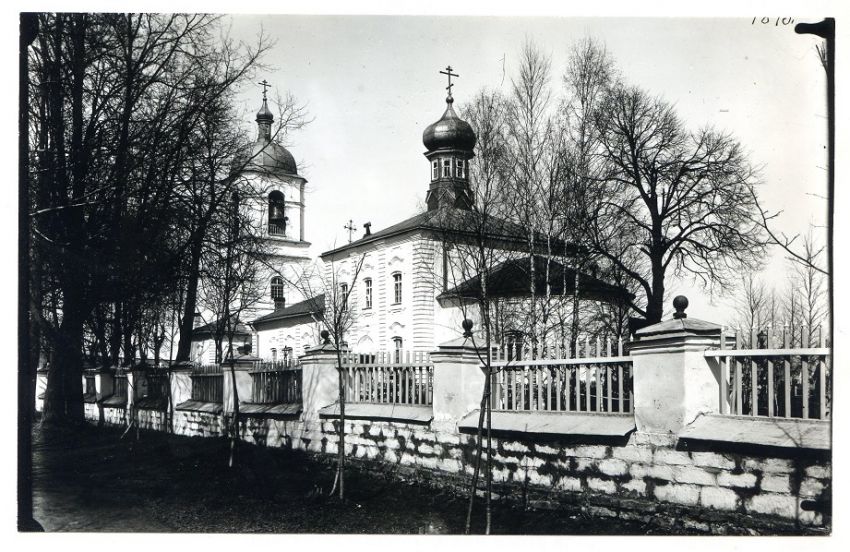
[254,316,321,361]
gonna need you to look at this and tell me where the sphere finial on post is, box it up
[672,296,689,319]
[461,318,474,338]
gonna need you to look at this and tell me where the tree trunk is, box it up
[646,253,665,324]
[335,346,346,500]
[175,238,204,362]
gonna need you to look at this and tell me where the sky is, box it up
[222,15,828,325]
[0,1,846,547]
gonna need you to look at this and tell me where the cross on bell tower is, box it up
[258,79,271,100]
[439,65,459,99]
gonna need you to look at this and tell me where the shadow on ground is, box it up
[31,423,652,534]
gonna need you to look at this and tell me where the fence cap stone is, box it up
[170,361,195,372]
[301,342,343,356]
[635,316,721,339]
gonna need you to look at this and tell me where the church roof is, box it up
[438,255,634,304]
[423,96,476,153]
[236,139,299,177]
[321,208,582,259]
[251,294,325,327]
[191,319,252,341]
[234,94,300,177]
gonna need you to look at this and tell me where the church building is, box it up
[190,71,630,363]
[245,69,631,359]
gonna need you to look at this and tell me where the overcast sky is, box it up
[223,15,828,324]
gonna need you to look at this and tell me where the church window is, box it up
[442,158,451,177]
[268,191,286,236]
[271,277,285,302]
[393,336,403,363]
[432,160,439,181]
[455,158,465,178]
[364,278,372,309]
[392,272,403,304]
[340,283,349,312]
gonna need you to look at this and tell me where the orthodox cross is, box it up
[344,219,357,243]
[439,65,459,97]
[258,79,271,100]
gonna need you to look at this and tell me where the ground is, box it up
[30,423,658,534]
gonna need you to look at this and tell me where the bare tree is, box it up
[284,253,366,500]
[199,189,269,466]
[588,83,768,324]
[28,13,276,424]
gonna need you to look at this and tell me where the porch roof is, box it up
[438,255,633,304]
[250,294,325,327]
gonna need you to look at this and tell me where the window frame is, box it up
[455,158,465,178]
[364,278,373,309]
[392,336,403,363]
[339,282,349,312]
[392,272,403,305]
[270,276,285,301]
[432,160,439,181]
[441,158,451,178]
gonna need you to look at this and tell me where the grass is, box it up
[31,422,654,534]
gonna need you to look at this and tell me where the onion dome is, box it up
[236,96,298,176]
[422,96,477,152]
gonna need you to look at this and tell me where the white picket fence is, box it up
[705,326,831,420]
[488,335,633,414]
[341,351,434,406]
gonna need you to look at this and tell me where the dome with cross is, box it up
[235,82,298,177]
[422,66,477,153]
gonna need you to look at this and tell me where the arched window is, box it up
[268,191,286,235]
[271,277,285,309]
[392,272,403,304]
[363,278,372,309]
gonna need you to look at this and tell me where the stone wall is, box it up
[173,409,223,438]
[232,415,829,534]
[136,408,168,432]
[83,403,100,423]
[103,406,126,426]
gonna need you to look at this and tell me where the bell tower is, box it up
[236,81,312,320]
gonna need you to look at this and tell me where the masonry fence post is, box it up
[169,361,193,434]
[629,296,725,440]
[430,336,487,434]
[222,355,257,416]
[298,338,343,423]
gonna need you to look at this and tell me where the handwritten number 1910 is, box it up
[752,17,795,26]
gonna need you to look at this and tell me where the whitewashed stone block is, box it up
[654,483,700,506]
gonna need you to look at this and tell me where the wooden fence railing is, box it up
[191,364,223,403]
[84,375,96,396]
[250,361,302,404]
[706,326,831,420]
[145,372,170,399]
[489,336,633,413]
[342,351,433,406]
[113,373,128,401]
